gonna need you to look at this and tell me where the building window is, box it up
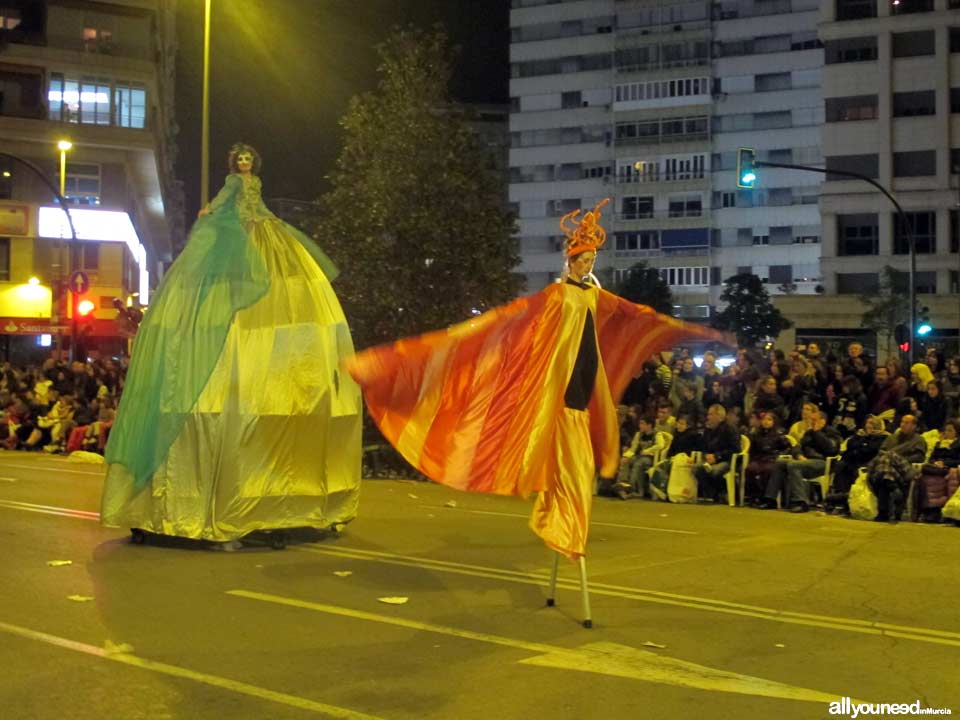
[0,237,9,281]
[668,195,702,218]
[755,72,791,92]
[81,243,99,270]
[837,272,879,294]
[915,271,937,294]
[893,90,936,117]
[561,91,582,109]
[769,265,793,284]
[835,0,876,21]
[894,211,936,254]
[951,28,960,54]
[737,265,752,275]
[114,82,147,128]
[825,95,878,122]
[62,163,101,206]
[890,0,933,14]
[660,266,709,287]
[952,210,960,252]
[837,214,879,255]
[49,73,144,127]
[717,191,735,208]
[622,196,654,219]
[0,8,21,29]
[825,36,878,63]
[614,231,660,255]
[893,150,936,177]
[892,30,935,57]
[826,154,879,179]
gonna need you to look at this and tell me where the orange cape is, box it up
[345,283,727,498]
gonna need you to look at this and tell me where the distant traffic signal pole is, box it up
[740,154,920,363]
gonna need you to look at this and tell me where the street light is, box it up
[57,139,72,197]
[201,0,212,206]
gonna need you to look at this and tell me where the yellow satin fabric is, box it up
[529,407,595,560]
[101,219,362,541]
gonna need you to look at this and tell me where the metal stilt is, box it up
[578,556,592,629]
[545,552,560,606]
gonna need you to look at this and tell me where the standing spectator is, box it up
[909,363,934,403]
[752,375,787,424]
[669,357,704,410]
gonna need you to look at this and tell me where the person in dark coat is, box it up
[693,404,741,502]
[918,381,951,434]
[745,411,791,501]
[824,415,889,515]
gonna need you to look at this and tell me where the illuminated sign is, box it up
[38,207,150,304]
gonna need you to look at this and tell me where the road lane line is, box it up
[0,461,103,476]
[6,497,960,648]
[450,507,698,535]
[0,619,384,720]
[0,498,99,520]
[294,545,960,647]
[225,590,855,704]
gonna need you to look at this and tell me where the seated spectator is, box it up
[867,414,927,522]
[830,376,867,439]
[919,381,951,434]
[915,419,960,522]
[693,404,741,502]
[611,415,659,499]
[675,384,704,428]
[744,411,791,501]
[824,415,889,515]
[653,401,676,437]
[758,408,841,512]
[24,395,74,451]
[669,357,703,411]
[752,375,787,424]
[867,365,903,416]
[788,401,818,444]
[647,414,702,499]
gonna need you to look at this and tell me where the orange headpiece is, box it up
[560,198,610,258]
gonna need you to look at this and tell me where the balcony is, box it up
[617,169,706,184]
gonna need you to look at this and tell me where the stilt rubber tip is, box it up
[546,598,555,607]
[582,619,593,629]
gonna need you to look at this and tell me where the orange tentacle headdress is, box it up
[560,198,610,258]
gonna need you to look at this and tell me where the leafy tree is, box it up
[860,265,910,359]
[712,273,792,347]
[310,26,522,350]
[611,262,674,314]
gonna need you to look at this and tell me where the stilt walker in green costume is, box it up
[101,143,362,546]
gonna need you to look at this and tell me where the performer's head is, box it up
[227,143,262,175]
[560,198,609,285]
[566,249,597,282]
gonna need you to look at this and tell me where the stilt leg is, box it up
[578,556,592,629]
[546,552,560,606]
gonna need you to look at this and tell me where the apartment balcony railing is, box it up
[616,170,706,184]
[615,132,709,146]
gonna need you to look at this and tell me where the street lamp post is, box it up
[201,0,212,206]
[57,140,73,360]
[755,160,920,363]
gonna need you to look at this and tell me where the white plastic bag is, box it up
[667,454,698,504]
[848,471,878,521]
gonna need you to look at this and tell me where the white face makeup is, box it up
[236,152,254,171]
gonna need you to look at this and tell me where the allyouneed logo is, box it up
[829,698,952,718]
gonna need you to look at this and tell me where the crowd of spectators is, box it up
[0,357,125,455]
[611,342,960,524]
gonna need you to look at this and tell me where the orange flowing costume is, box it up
[345,202,725,559]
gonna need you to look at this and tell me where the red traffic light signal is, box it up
[77,298,95,316]
[899,341,911,353]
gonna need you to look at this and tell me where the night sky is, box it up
[174,0,511,217]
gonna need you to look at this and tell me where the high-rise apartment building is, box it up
[0,0,181,361]
[509,0,825,322]
[814,0,960,355]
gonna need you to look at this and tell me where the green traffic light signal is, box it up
[737,147,757,189]
[916,305,932,336]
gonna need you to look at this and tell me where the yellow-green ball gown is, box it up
[101,173,362,541]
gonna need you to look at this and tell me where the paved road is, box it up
[0,452,957,719]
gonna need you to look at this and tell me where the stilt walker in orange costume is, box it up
[345,199,726,626]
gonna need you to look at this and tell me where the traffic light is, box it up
[737,148,757,189]
[916,305,932,337]
[77,298,95,318]
[894,323,910,354]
